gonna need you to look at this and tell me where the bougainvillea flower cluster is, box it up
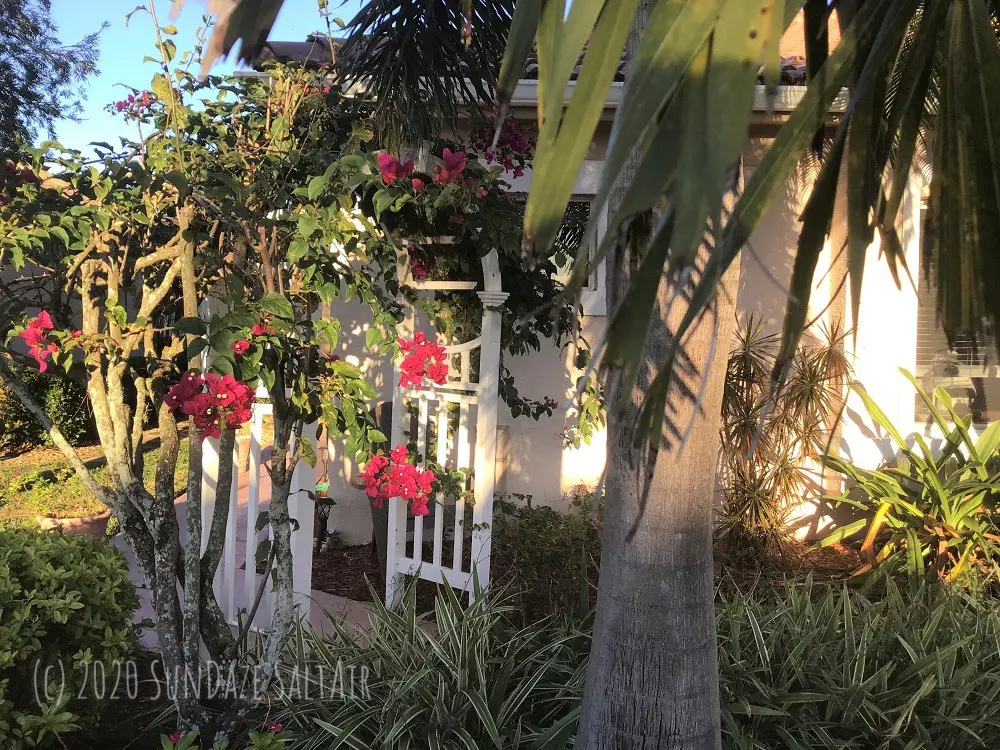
[407,245,435,281]
[19,311,79,373]
[377,152,415,185]
[433,148,468,185]
[251,320,274,337]
[473,118,535,178]
[112,91,156,116]
[360,445,436,516]
[165,371,254,440]
[398,332,448,388]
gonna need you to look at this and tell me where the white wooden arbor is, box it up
[385,247,507,607]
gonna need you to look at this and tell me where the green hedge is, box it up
[0,367,95,454]
[0,528,139,747]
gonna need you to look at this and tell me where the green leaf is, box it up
[150,73,172,103]
[298,213,318,239]
[307,173,330,200]
[299,436,317,468]
[175,316,207,336]
[288,239,309,264]
[776,128,847,372]
[496,0,544,109]
[525,0,640,257]
[164,170,189,197]
[49,226,70,248]
[255,539,272,568]
[259,293,293,320]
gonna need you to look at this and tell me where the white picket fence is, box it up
[199,249,505,626]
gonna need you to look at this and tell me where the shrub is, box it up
[718,316,850,556]
[42,376,94,446]
[492,485,601,622]
[718,576,1000,749]
[0,528,139,748]
[0,367,47,453]
[0,367,94,454]
[260,584,589,749]
[823,370,1000,583]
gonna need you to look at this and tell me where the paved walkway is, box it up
[114,449,373,650]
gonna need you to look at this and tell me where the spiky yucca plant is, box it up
[717,316,851,556]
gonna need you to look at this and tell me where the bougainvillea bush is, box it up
[0,12,602,744]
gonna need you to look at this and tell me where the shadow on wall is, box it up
[739,141,827,334]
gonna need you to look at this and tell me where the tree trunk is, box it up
[577,3,740,747]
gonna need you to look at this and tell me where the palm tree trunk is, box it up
[577,3,740,747]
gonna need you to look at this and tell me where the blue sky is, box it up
[49,0,364,154]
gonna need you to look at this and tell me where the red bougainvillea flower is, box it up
[475,186,488,198]
[411,177,425,193]
[166,371,254,440]
[231,339,250,355]
[168,731,182,743]
[397,332,448,388]
[377,152,415,184]
[361,446,436,515]
[251,321,273,337]
[267,720,283,732]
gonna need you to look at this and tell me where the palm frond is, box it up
[338,0,515,150]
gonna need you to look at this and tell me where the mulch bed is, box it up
[718,538,862,585]
[312,541,439,611]
[64,650,170,750]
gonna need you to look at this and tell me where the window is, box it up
[915,207,1000,426]
[503,161,608,316]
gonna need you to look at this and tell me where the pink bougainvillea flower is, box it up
[165,372,202,410]
[397,333,448,387]
[425,361,448,385]
[165,371,253,439]
[169,731,182,743]
[29,344,56,373]
[475,186,488,198]
[441,148,467,173]
[410,258,430,281]
[267,720,283,732]
[31,310,53,331]
[230,339,250,355]
[411,177,425,193]
[361,446,436,515]
[251,321,273,336]
[377,152,414,184]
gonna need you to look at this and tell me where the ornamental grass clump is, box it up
[257,584,590,749]
[718,576,1000,749]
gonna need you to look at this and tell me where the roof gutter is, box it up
[509,79,847,113]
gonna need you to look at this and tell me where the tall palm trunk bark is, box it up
[577,3,740,747]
